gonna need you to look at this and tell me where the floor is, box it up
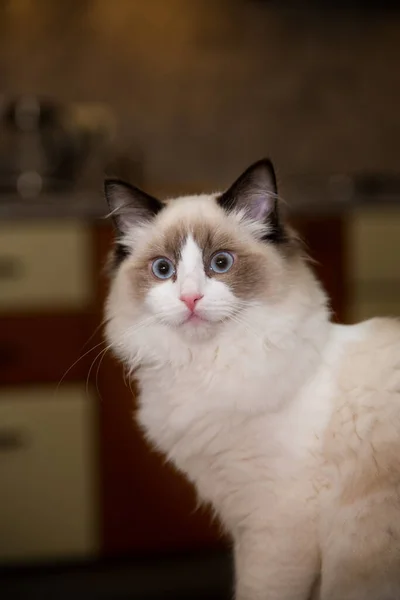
[0,549,233,600]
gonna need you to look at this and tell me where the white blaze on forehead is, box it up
[177,235,206,296]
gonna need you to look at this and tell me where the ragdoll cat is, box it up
[104,159,400,600]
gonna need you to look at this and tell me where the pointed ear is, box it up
[104,179,163,235]
[218,159,285,243]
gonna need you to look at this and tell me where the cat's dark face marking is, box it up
[105,158,289,272]
[124,215,275,304]
[104,161,304,341]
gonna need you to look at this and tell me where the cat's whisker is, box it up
[227,311,280,351]
[84,316,158,397]
[96,318,155,394]
[81,316,111,351]
[122,367,129,389]
[86,344,112,397]
[56,315,120,397]
[95,343,112,399]
[55,339,108,396]
[228,314,265,344]
[111,315,159,345]
[128,375,136,397]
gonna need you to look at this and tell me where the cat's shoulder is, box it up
[331,317,400,395]
[354,316,400,350]
[332,316,400,349]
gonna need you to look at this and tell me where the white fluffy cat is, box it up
[104,159,400,600]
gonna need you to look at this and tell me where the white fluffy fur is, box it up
[105,193,400,600]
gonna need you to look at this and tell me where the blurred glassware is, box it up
[0,95,117,197]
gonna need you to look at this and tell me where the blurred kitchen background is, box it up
[1,0,400,598]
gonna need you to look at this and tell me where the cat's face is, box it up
[105,159,296,345]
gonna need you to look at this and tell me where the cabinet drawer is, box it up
[348,210,400,281]
[0,221,92,312]
[349,281,400,322]
[0,385,98,562]
[0,314,93,385]
[350,298,400,322]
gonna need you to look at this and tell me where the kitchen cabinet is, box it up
[347,209,400,321]
[0,221,92,312]
[0,221,98,564]
[0,385,98,562]
[0,314,92,385]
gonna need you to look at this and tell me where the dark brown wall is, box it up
[1,0,400,189]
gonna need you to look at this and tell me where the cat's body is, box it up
[105,160,400,600]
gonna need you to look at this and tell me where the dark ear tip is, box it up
[104,178,112,197]
[252,157,275,171]
[254,158,277,188]
[104,177,130,191]
[242,158,277,190]
[104,177,129,184]
[242,158,276,179]
[264,158,274,170]
[104,178,137,206]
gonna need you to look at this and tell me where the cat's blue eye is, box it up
[151,257,175,280]
[209,251,234,274]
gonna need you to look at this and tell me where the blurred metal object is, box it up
[330,172,400,204]
[0,95,117,197]
[282,171,400,217]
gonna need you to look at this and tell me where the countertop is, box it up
[0,183,399,222]
[0,192,108,222]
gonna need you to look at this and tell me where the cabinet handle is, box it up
[0,256,24,279]
[0,430,28,452]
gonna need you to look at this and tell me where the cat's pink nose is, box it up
[180,293,203,312]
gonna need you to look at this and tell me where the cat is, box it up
[104,158,400,600]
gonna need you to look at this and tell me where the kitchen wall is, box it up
[1,0,400,189]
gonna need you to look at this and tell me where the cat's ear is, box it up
[104,179,163,235]
[218,159,285,243]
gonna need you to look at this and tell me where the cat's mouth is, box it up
[183,312,207,325]
[180,310,228,328]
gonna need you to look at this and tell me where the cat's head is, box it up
[104,159,300,352]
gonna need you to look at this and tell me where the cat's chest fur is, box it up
[135,326,334,528]
[137,326,316,450]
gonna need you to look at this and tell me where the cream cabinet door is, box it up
[347,209,400,322]
[0,221,92,312]
[0,385,98,563]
